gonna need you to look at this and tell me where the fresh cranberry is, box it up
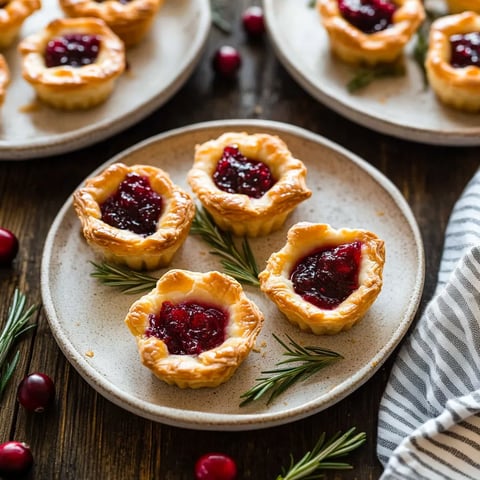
[146,301,228,355]
[44,33,100,68]
[338,0,396,33]
[0,228,19,266]
[100,172,163,236]
[213,145,276,198]
[449,32,480,68]
[17,373,55,413]
[212,46,242,77]
[291,241,362,310]
[242,6,266,37]
[195,453,237,480]
[0,441,34,478]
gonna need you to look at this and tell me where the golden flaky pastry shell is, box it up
[124,269,264,389]
[0,0,41,48]
[446,0,480,13]
[317,0,425,65]
[425,11,480,112]
[188,132,312,237]
[73,163,195,271]
[259,222,385,335]
[59,0,164,47]
[19,17,125,110]
[0,54,10,106]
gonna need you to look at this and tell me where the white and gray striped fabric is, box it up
[377,169,480,480]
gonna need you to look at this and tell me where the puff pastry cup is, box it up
[18,17,126,110]
[446,0,480,13]
[188,132,312,238]
[0,0,41,49]
[59,0,164,47]
[317,0,425,65]
[425,11,480,112]
[73,163,195,271]
[124,269,264,389]
[0,54,10,107]
[259,222,385,335]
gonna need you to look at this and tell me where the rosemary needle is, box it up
[90,261,158,294]
[0,289,37,400]
[240,334,343,406]
[276,428,367,480]
[191,207,260,287]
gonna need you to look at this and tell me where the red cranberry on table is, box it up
[242,6,266,37]
[0,441,34,478]
[212,46,242,77]
[195,452,237,480]
[0,228,19,266]
[17,372,55,413]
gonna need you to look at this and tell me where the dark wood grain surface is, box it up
[1,1,480,479]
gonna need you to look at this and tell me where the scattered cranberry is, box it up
[17,373,55,413]
[0,228,19,266]
[242,6,265,37]
[195,453,237,480]
[0,441,34,478]
[212,46,242,77]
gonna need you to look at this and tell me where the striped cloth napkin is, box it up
[377,169,480,479]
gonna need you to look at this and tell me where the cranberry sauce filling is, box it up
[100,172,162,236]
[213,145,276,199]
[449,32,480,68]
[291,241,362,310]
[146,301,228,355]
[44,34,101,68]
[338,0,397,34]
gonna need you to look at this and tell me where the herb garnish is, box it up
[276,428,367,480]
[191,207,260,287]
[347,61,406,92]
[240,334,343,406]
[0,289,37,400]
[90,261,157,294]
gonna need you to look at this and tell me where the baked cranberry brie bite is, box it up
[18,17,126,110]
[317,0,425,65]
[59,0,164,47]
[73,163,195,271]
[124,269,264,389]
[0,0,41,49]
[446,0,480,14]
[426,11,480,112]
[0,54,10,107]
[188,132,312,238]
[259,222,385,335]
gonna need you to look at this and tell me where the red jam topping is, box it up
[146,301,228,355]
[291,241,362,310]
[449,32,480,68]
[213,145,276,199]
[100,172,162,236]
[338,0,397,33]
[45,34,101,68]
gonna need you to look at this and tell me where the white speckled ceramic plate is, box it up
[41,120,424,431]
[0,0,210,160]
[263,0,480,146]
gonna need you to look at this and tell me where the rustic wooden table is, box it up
[1,1,480,479]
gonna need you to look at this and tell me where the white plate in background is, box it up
[41,119,425,430]
[0,0,211,160]
[264,0,480,146]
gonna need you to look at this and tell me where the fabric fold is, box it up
[377,169,480,480]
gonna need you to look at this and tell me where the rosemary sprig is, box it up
[90,261,157,294]
[347,61,406,92]
[0,289,37,400]
[210,0,232,34]
[191,207,260,287]
[276,428,367,480]
[240,334,343,406]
